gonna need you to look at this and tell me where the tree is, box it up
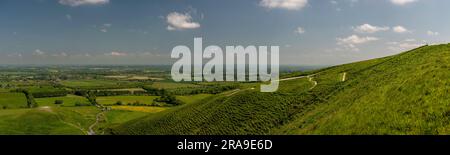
[115,101,123,106]
[153,90,184,106]
[54,100,64,105]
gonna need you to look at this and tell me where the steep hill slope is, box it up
[110,44,450,135]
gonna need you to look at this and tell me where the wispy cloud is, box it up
[33,49,45,55]
[353,24,390,33]
[105,51,128,56]
[294,27,305,34]
[337,35,379,51]
[390,0,418,6]
[260,0,308,10]
[59,0,109,7]
[427,30,439,36]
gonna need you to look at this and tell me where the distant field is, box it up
[106,88,146,92]
[97,96,158,105]
[35,95,91,107]
[104,75,128,79]
[61,80,141,89]
[110,106,167,113]
[150,82,199,89]
[61,80,119,88]
[0,93,28,109]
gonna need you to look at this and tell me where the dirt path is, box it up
[88,111,103,135]
[308,76,318,90]
[226,89,241,97]
[342,72,347,82]
[278,76,308,82]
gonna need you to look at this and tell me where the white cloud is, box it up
[59,0,109,7]
[7,53,22,58]
[404,38,416,42]
[337,35,379,51]
[393,26,409,33]
[337,35,379,45]
[353,24,389,33]
[260,0,308,10]
[106,51,128,56]
[166,12,200,31]
[52,52,68,57]
[390,0,417,5]
[34,49,45,55]
[96,24,111,33]
[294,27,305,34]
[427,30,439,36]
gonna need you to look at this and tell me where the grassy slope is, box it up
[0,107,96,135]
[277,44,450,135]
[110,44,450,135]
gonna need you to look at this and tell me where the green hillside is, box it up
[109,44,450,135]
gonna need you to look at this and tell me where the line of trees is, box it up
[13,89,38,108]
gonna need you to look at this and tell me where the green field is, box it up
[97,94,211,105]
[61,80,141,89]
[149,82,199,89]
[35,95,91,107]
[0,93,28,109]
[97,96,159,105]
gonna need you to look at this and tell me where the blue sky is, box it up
[0,0,449,65]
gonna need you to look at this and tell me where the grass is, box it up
[0,93,28,109]
[35,95,91,107]
[176,94,212,104]
[103,110,150,125]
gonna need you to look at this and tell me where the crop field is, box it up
[35,95,91,107]
[110,106,167,113]
[61,80,141,89]
[97,96,159,105]
[0,93,28,109]
[149,82,200,89]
